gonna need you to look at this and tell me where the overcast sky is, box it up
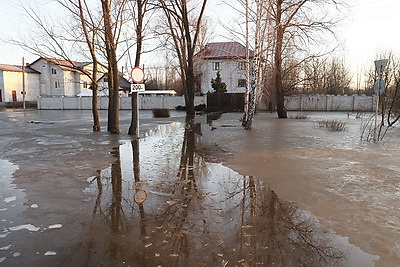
[1,0,400,78]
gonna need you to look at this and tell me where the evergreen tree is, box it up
[211,71,227,93]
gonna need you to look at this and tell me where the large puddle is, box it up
[82,117,378,266]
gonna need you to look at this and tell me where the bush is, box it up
[152,108,170,118]
[175,105,186,111]
[315,119,347,132]
[195,104,206,111]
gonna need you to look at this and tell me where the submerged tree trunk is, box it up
[102,0,120,134]
[274,0,287,119]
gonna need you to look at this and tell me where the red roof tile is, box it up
[196,42,253,60]
[0,64,40,73]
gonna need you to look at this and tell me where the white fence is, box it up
[37,94,375,112]
[37,95,207,110]
[284,94,375,112]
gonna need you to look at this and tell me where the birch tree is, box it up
[242,0,270,130]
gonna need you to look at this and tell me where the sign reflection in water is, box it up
[83,117,376,266]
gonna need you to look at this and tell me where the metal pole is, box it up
[373,66,382,142]
[22,57,26,110]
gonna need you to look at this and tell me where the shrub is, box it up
[315,119,347,132]
[152,108,170,118]
[194,104,206,111]
[175,105,186,111]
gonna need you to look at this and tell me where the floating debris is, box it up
[44,251,57,256]
[48,224,62,229]
[4,197,16,203]
[30,204,39,209]
[0,245,11,250]
[9,224,40,232]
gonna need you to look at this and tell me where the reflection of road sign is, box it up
[374,59,389,75]
[131,83,145,92]
[373,79,385,96]
[130,67,145,83]
[134,190,147,205]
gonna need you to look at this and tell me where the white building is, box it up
[0,64,40,104]
[195,42,251,94]
[0,57,107,106]
[29,57,103,97]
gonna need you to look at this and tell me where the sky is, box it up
[1,0,400,84]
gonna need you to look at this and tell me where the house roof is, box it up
[196,42,253,60]
[98,73,132,90]
[0,64,40,73]
[29,57,93,74]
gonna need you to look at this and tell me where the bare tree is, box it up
[128,0,152,136]
[157,0,208,116]
[12,2,104,131]
[269,0,344,118]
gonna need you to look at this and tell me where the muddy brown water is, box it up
[0,110,398,266]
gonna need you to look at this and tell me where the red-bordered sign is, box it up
[134,190,147,205]
[130,67,145,83]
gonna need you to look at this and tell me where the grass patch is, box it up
[315,119,347,132]
[152,108,170,118]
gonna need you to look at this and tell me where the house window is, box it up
[55,81,61,88]
[238,62,246,70]
[83,81,88,89]
[238,79,246,88]
[212,62,221,71]
[51,68,57,75]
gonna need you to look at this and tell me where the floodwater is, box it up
[0,110,398,266]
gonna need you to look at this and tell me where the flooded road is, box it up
[0,110,397,266]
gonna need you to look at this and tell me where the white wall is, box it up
[198,59,246,94]
[38,95,207,110]
[0,70,4,103]
[1,71,40,102]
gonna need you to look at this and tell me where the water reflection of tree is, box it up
[230,176,346,266]
[82,119,356,267]
[85,141,150,265]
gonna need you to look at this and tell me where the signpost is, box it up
[373,59,389,142]
[129,67,145,136]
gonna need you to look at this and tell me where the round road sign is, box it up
[130,67,145,83]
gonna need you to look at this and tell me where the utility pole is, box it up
[22,57,26,110]
[373,59,388,142]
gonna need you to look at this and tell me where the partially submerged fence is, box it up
[37,95,207,110]
[37,94,374,112]
[284,94,375,111]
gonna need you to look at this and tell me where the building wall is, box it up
[30,59,65,96]
[0,71,4,102]
[1,71,40,102]
[198,59,246,94]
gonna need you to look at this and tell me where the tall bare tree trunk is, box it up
[102,0,120,134]
[274,0,287,118]
[77,0,100,131]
